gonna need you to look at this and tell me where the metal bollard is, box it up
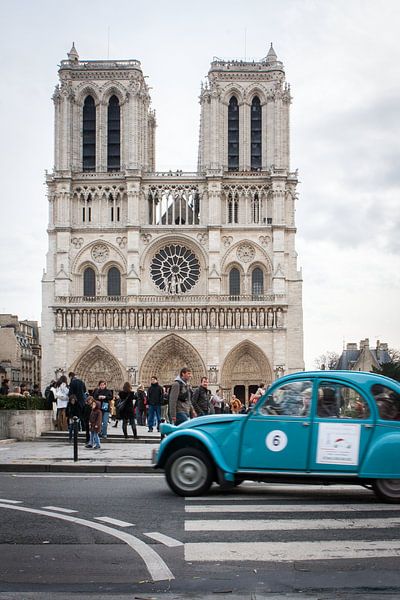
[73,416,79,462]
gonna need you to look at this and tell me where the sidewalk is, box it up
[0,424,161,473]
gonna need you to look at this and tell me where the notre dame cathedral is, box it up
[41,43,304,401]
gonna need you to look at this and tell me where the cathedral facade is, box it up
[41,43,304,401]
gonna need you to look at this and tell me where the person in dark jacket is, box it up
[68,372,87,410]
[81,395,92,444]
[118,382,138,439]
[65,394,81,441]
[93,380,113,438]
[86,398,102,449]
[0,379,10,396]
[146,376,163,432]
[136,386,147,426]
[192,377,212,416]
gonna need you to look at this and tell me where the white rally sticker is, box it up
[316,422,361,465]
[266,430,288,452]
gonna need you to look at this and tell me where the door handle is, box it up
[364,424,373,429]
[302,422,310,427]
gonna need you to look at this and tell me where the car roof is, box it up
[275,370,400,389]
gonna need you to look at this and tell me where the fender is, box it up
[156,427,235,480]
[360,431,400,478]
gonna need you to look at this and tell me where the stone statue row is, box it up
[55,306,285,331]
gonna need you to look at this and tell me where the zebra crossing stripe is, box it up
[184,540,400,562]
[185,517,400,531]
[185,503,399,513]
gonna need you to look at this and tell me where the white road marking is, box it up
[185,540,400,562]
[0,503,173,581]
[95,516,135,527]
[12,474,163,479]
[0,498,22,504]
[144,532,183,547]
[42,506,78,514]
[185,517,400,531]
[185,503,399,513]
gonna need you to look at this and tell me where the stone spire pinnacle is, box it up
[266,43,277,63]
[68,42,79,62]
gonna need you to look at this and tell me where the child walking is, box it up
[86,398,102,449]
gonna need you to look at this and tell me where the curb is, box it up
[0,463,160,473]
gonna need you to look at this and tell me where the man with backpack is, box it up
[169,367,197,425]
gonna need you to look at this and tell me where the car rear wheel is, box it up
[372,479,400,503]
[165,448,213,497]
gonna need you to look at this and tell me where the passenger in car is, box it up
[317,387,340,418]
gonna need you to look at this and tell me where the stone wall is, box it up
[0,411,54,440]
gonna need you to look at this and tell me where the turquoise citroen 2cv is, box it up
[154,371,400,501]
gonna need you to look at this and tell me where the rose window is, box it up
[150,244,200,294]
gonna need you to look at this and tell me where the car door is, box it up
[309,379,374,473]
[239,379,314,471]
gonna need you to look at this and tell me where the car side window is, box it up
[259,380,313,417]
[317,382,370,419]
[371,384,400,421]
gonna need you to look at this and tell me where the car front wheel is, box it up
[372,479,400,503]
[165,448,213,496]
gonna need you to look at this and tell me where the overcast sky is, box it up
[0,0,399,368]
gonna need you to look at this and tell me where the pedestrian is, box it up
[92,380,113,439]
[65,394,81,442]
[44,380,56,411]
[161,386,170,423]
[192,377,212,416]
[30,383,42,397]
[0,379,10,396]
[110,396,118,427]
[147,375,163,432]
[169,367,196,425]
[7,386,25,398]
[86,398,102,449]
[229,394,242,414]
[54,375,69,431]
[135,385,147,426]
[211,388,224,414]
[118,382,138,439]
[80,394,92,443]
[68,372,87,412]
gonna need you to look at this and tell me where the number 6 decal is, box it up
[266,430,288,452]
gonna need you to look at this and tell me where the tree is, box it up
[314,351,339,371]
[372,348,400,382]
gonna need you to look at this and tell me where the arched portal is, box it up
[72,344,125,392]
[220,341,273,404]
[140,334,206,387]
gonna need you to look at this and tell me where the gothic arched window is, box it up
[252,267,264,298]
[228,96,239,171]
[83,96,96,172]
[107,267,121,296]
[107,95,120,172]
[251,96,262,171]
[228,192,239,224]
[229,267,241,297]
[83,267,96,297]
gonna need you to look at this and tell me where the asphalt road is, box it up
[0,473,400,599]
